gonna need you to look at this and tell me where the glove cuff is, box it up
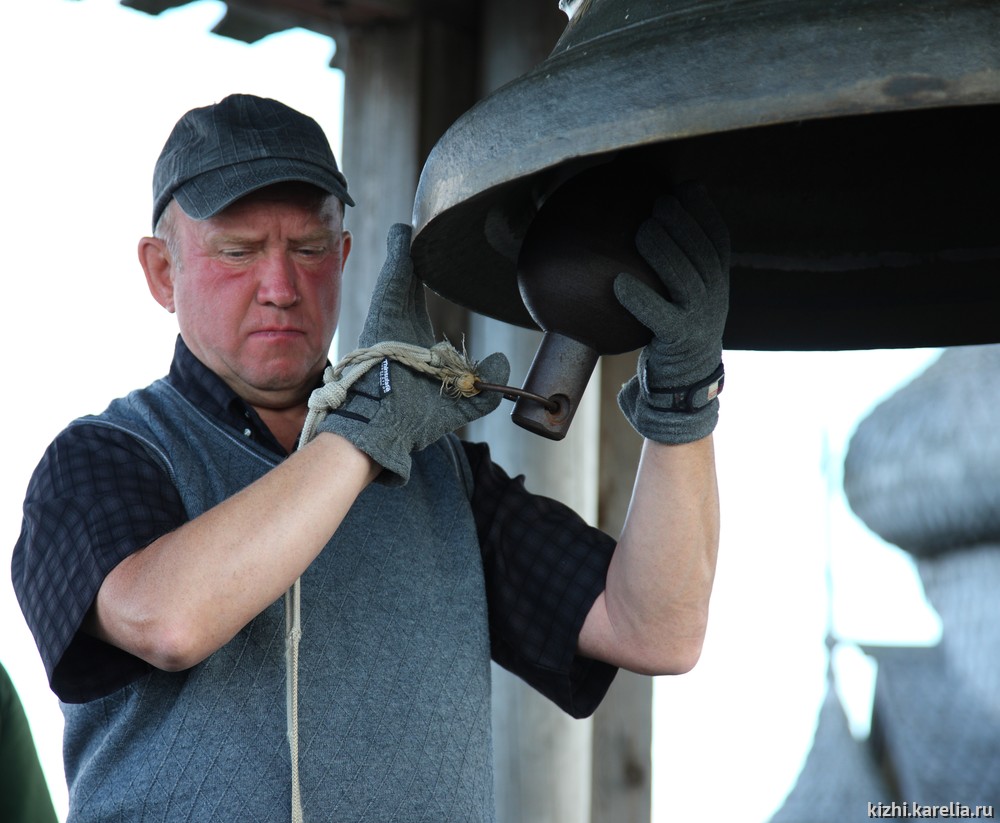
[318,413,411,486]
[618,362,723,444]
[315,363,411,485]
[641,361,724,413]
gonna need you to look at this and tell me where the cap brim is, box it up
[173,157,355,220]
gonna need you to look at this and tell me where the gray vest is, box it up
[62,379,494,822]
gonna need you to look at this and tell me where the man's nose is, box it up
[256,253,300,307]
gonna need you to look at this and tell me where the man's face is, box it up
[163,186,351,410]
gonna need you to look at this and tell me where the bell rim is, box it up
[414,0,1000,233]
[410,0,1000,349]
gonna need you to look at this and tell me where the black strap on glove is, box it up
[615,182,730,443]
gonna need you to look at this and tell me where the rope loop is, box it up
[298,340,483,450]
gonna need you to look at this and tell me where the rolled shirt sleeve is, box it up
[463,441,618,718]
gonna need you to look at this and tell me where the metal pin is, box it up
[473,381,560,413]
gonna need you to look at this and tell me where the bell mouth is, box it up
[411,0,1000,351]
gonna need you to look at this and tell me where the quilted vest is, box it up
[61,379,494,822]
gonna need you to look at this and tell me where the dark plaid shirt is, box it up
[14,337,617,715]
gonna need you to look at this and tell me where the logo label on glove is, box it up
[379,358,392,396]
[706,378,721,402]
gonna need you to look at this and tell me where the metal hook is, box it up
[473,381,560,413]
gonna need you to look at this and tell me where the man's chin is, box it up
[236,364,322,408]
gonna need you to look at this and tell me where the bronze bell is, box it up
[411,0,1000,438]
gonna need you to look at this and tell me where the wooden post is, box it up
[467,319,601,823]
[338,21,424,354]
[592,353,653,823]
[468,3,602,822]
[340,6,653,821]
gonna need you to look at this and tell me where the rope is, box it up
[297,340,482,450]
[285,582,303,823]
[283,339,482,823]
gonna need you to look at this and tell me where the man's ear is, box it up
[341,229,353,269]
[139,236,176,313]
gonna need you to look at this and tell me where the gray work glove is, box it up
[319,223,510,485]
[615,183,730,444]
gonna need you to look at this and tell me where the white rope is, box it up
[283,339,481,823]
[298,340,482,449]
[285,580,304,823]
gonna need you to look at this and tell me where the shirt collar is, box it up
[164,335,291,457]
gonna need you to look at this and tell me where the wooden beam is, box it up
[337,11,481,352]
[337,21,424,354]
[468,4,607,823]
[120,0,474,40]
[593,353,653,823]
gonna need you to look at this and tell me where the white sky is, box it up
[1,2,942,821]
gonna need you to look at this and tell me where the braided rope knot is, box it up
[337,340,482,396]
[298,340,482,449]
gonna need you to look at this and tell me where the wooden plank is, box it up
[592,352,653,823]
[468,4,602,823]
[338,22,423,354]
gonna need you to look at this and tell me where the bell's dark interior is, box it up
[414,102,1000,351]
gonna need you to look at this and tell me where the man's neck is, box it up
[254,405,309,454]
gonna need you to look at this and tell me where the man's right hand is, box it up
[318,224,509,484]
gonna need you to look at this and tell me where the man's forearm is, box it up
[86,432,379,671]
[578,435,720,674]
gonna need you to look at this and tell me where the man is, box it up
[13,94,727,821]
